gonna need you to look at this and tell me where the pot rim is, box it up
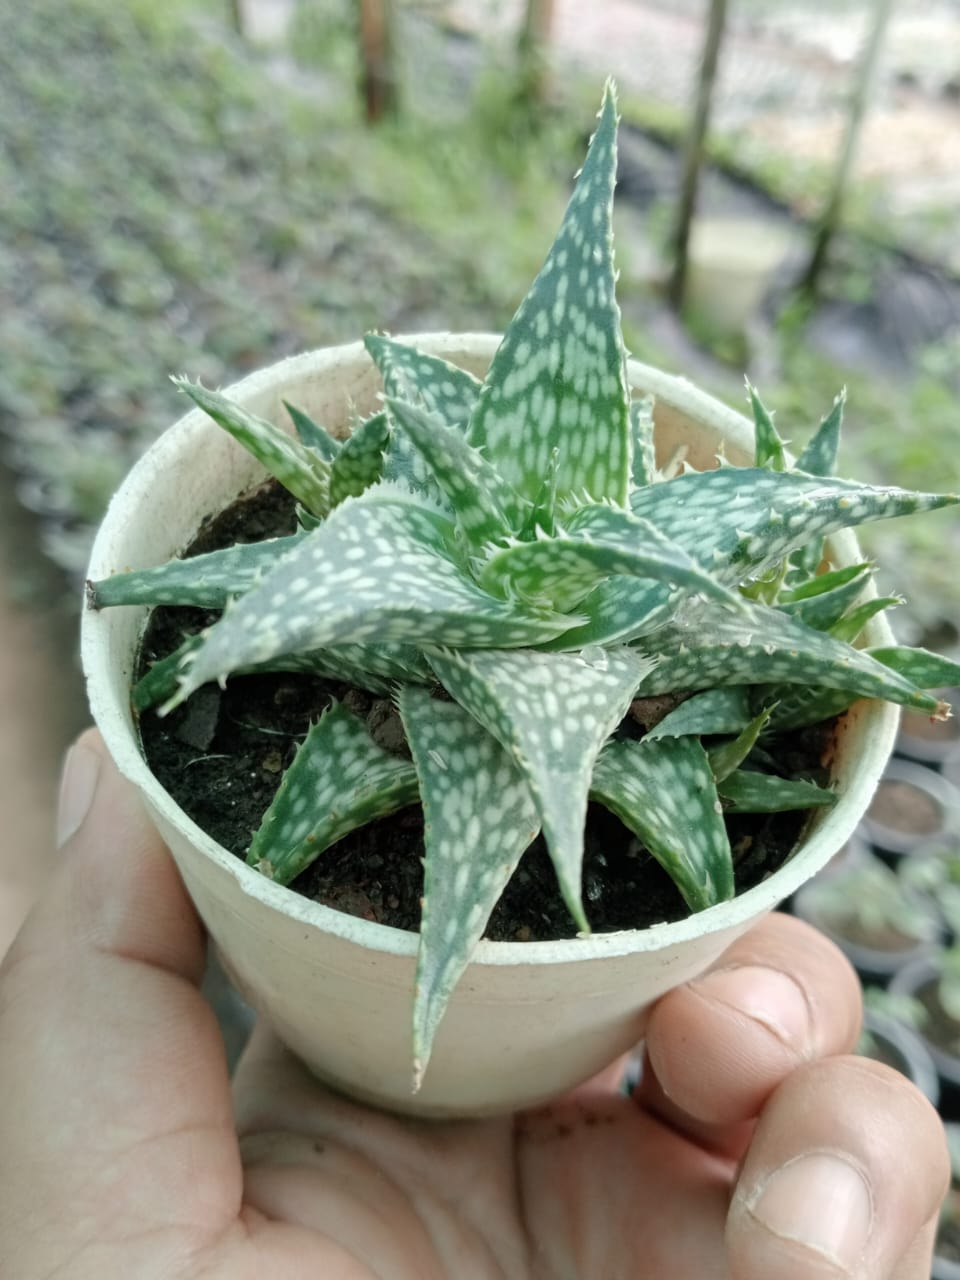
[82,335,900,969]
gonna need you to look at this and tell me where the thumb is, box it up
[0,729,241,1276]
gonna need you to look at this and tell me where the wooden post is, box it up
[516,0,555,109]
[358,0,399,124]
[667,0,728,310]
[801,0,896,295]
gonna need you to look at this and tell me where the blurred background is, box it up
[3,0,960,1254]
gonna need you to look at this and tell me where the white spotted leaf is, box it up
[283,400,342,461]
[175,379,332,517]
[479,503,737,614]
[747,382,787,472]
[467,82,630,506]
[866,646,960,696]
[397,686,541,1089]
[385,396,527,546]
[778,563,873,631]
[427,645,653,932]
[172,490,579,705]
[551,472,957,652]
[761,643,960,732]
[630,469,958,587]
[364,334,482,427]
[791,389,846,577]
[795,390,844,479]
[635,597,949,715]
[135,632,431,710]
[591,738,734,911]
[247,701,419,884]
[329,411,389,506]
[630,396,657,488]
[718,771,836,814]
[644,687,753,741]
[366,334,480,503]
[89,531,307,609]
[828,596,901,645]
[707,706,774,783]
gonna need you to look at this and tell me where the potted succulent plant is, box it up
[860,756,960,863]
[82,85,960,1116]
[792,853,943,984]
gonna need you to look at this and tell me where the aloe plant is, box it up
[88,83,960,1088]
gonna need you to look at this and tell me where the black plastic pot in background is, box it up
[792,855,942,987]
[890,955,960,1122]
[897,688,960,770]
[860,758,960,865]
[859,1007,939,1109]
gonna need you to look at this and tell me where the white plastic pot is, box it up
[83,334,899,1117]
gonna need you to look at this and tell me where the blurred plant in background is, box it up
[2,0,960,635]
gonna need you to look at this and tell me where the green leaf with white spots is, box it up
[247,701,419,883]
[867,648,960,704]
[428,645,653,932]
[762,634,956,730]
[364,334,482,427]
[778,563,873,631]
[635,597,948,715]
[630,469,959,587]
[480,503,737,615]
[591,738,734,911]
[386,397,526,547]
[543,579,680,650]
[135,632,430,710]
[397,686,541,1088]
[171,491,579,706]
[467,83,630,507]
[707,706,774,783]
[828,595,901,645]
[283,400,341,461]
[518,447,562,540]
[780,562,868,603]
[747,382,786,472]
[718,771,836,814]
[791,390,846,577]
[644,687,752,741]
[88,531,307,609]
[134,634,204,712]
[174,379,331,517]
[630,396,657,488]
[329,411,389,506]
[796,390,844,479]
[764,687,860,732]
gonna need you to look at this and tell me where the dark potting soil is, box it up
[137,480,835,942]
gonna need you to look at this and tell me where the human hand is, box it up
[0,729,948,1279]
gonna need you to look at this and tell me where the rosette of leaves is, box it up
[89,84,960,1087]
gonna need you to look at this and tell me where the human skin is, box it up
[0,729,949,1279]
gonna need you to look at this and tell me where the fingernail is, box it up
[749,1151,873,1270]
[57,740,102,848]
[691,964,812,1050]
